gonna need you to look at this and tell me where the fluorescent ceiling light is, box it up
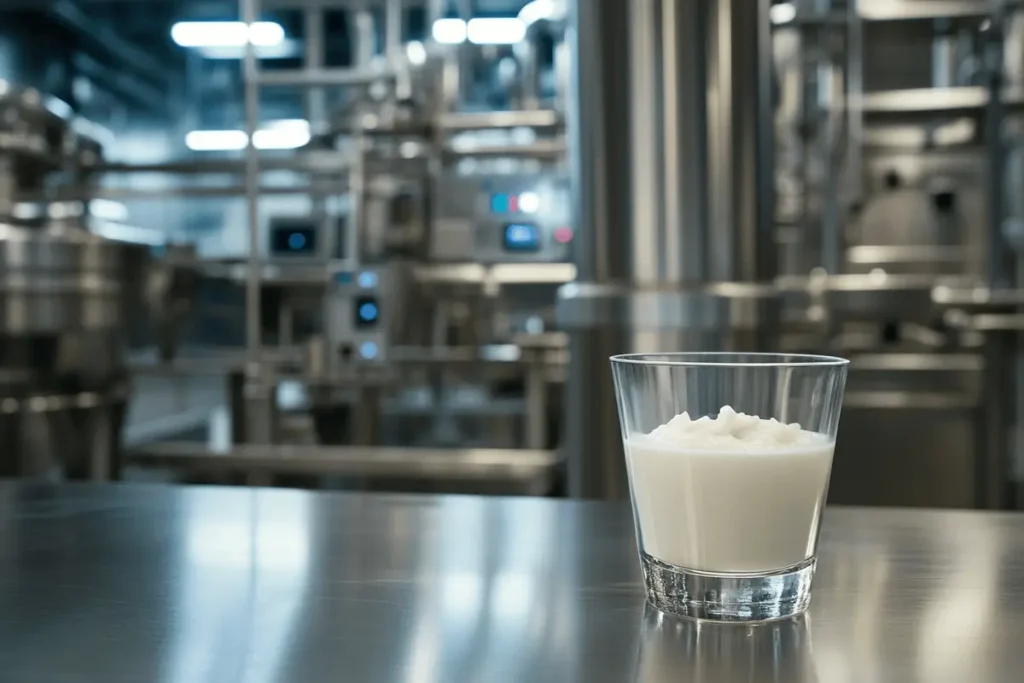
[769,3,797,24]
[432,18,467,44]
[185,129,249,151]
[405,40,427,65]
[185,120,310,152]
[197,39,301,60]
[89,199,129,222]
[467,18,526,45]
[253,119,311,150]
[518,0,555,26]
[171,21,285,48]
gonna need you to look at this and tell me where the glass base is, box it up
[640,553,816,622]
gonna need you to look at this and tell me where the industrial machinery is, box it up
[95,0,574,494]
[11,0,1024,508]
[560,0,1024,507]
[768,0,1023,509]
[0,82,161,479]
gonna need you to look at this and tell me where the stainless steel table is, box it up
[0,483,1021,682]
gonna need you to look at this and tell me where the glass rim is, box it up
[609,352,850,368]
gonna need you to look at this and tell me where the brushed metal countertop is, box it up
[0,483,1020,682]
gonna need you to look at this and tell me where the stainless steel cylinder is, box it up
[560,0,776,498]
[0,82,134,481]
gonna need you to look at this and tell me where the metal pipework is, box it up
[560,0,776,499]
[240,0,274,445]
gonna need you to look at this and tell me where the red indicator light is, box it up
[509,194,519,213]
[554,226,574,244]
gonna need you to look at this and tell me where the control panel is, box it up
[431,173,573,263]
[324,266,390,370]
[269,218,320,257]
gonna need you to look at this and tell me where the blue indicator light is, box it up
[490,193,509,214]
[287,232,306,250]
[503,223,541,251]
[358,271,378,288]
[358,301,379,323]
[359,341,379,360]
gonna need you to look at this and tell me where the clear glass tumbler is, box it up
[611,352,848,621]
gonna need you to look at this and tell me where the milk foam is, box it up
[644,405,821,450]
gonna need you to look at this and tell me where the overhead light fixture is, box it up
[185,120,311,152]
[185,129,249,151]
[769,3,797,25]
[405,40,427,66]
[170,21,285,48]
[467,18,526,45]
[431,18,467,44]
[196,39,301,60]
[252,119,311,150]
[89,199,129,222]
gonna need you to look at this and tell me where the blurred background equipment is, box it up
[3,0,1024,509]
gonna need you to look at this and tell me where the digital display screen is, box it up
[354,295,380,328]
[271,225,317,255]
[503,223,541,252]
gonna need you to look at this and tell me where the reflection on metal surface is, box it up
[1,486,1024,681]
[128,443,560,495]
[847,245,978,266]
[167,489,313,683]
[858,0,996,21]
[862,87,997,113]
[437,110,562,130]
[633,608,818,683]
[411,263,576,285]
[915,518,999,682]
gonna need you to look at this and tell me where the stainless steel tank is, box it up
[559,0,778,498]
[0,83,138,479]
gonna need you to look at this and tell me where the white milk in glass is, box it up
[624,406,834,573]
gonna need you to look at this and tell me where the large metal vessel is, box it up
[0,82,140,479]
[559,0,778,498]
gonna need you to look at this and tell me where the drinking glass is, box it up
[611,352,848,621]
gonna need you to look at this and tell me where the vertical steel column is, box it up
[706,0,776,284]
[385,0,403,64]
[241,0,261,367]
[561,0,776,498]
[352,10,376,67]
[977,10,1012,509]
[457,0,474,105]
[514,38,541,110]
[661,0,709,284]
[986,16,1012,289]
[304,7,326,127]
[561,0,633,499]
[845,0,863,213]
[627,0,665,286]
[426,0,444,25]
[932,20,956,88]
[241,0,273,445]
[304,7,335,262]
